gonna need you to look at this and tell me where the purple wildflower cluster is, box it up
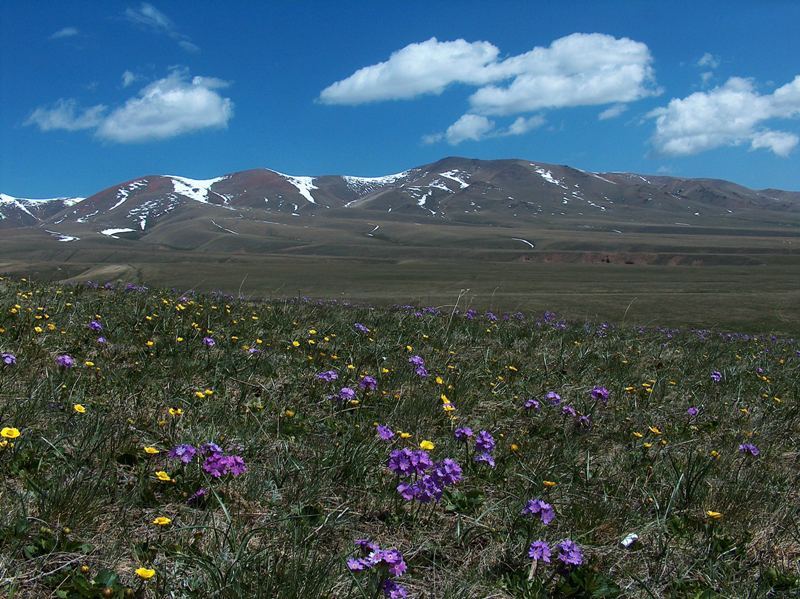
[522,498,556,525]
[202,336,216,347]
[168,441,247,477]
[347,540,408,598]
[316,369,338,382]
[359,375,377,391]
[408,355,428,378]
[710,370,723,383]
[473,430,496,468]
[354,322,370,334]
[55,354,75,368]
[88,320,103,332]
[590,386,610,404]
[1,352,16,366]
[529,539,584,567]
[387,448,462,503]
[738,443,760,456]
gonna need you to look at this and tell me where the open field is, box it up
[0,277,798,597]
[2,211,799,334]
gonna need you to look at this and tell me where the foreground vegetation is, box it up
[0,276,798,597]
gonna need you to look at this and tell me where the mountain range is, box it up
[2,157,799,240]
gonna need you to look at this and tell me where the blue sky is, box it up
[2,0,799,197]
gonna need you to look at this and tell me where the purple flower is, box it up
[474,452,496,468]
[475,430,495,453]
[202,453,247,477]
[546,391,562,405]
[414,366,429,378]
[55,354,75,368]
[1,353,16,366]
[396,481,415,501]
[687,406,699,417]
[411,474,443,503]
[381,579,408,599]
[338,387,356,401]
[187,487,208,504]
[372,548,407,576]
[354,323,370,334]
[578,415,592,428]
[431,458,462,486]
[524,397,541,411]
[522,499,555,525]
[168,443,197,464]
[202,336,216,347]
[710,370,723,383]
[387,448,432,477]
[88,320,103,332]
[200,441,223,456]
[359,375,378,391]
[561,405,577,418]
[376,424,394,441]
[528,540,551,562]
[454,427,473,441]
[97,336,107,344]
[355,538,380,553]
[316,370,338,382]
[556,539,584,566]
[739,443,760,456]
[591,386,610,404]
[408,355,425,368]
[347,557,370,572]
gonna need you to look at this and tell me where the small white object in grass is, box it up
[620,533,638,548]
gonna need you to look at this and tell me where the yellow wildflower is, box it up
[1,427,21,439]
[135,567,156,580]
[73,404,86,414]
[152,516,172,526]
[419,440,435,450]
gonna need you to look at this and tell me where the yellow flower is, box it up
[510,443,520,452]
[308,329,317,335]
[435,376,444,385]
[176,337,184,343]
[710,450,720,459]
[143,446,160,455]
[399,432,412,439]
[135,567,156,580]
[34,326,43,333]
[543,480,557,488]
[73,404,86,414]
[632,431,644,439]
[405,345,412,352]
[643,442,653,449]
[155,471,171,482]
[1,427,21,439]
[168,407,183,416]
[706,510,723,520]
[194,391,206,399]
[419,440,435,450]
[381,367,390,374]
[284,409,295,418]
[152,516,172,526]
[648,426,662,435]
[292,341,300,347]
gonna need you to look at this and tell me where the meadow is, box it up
[0,275,798,597]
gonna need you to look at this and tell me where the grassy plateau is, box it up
[0,276,798,597]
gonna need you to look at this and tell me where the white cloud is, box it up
[25,99,107,131]
[97,70,233,142]
[697,52,720,69]
[648,75,800,157]
[125,3,198,52]
[505,115,545,135]
[750,130,798,157]
[426,113,545,145]
[319,38,501,104]
[322,33,656,115]
[322,33,656,144]
[598,103,628,120]
[444,114,495,144]
[26,70,233,143]
[122,70,139,88]
[50,27,79,39]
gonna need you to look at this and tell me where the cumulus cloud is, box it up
[322,33,656,144]
[25,99,107,131]
[25,70,233,143]
[321,33,656,113]
[122,70,139,87]
[697,52,720,70]
[97,70,233,142]
[648,75,800,157]
[425,113,545,145]
[125,2,199,52]
[50,27,79,39]
[598,103,628,120]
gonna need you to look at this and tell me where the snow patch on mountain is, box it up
[170,175,228,204]
[439,170,470,189]
[110,180,148,210]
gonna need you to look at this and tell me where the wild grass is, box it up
[0,276,798,597]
